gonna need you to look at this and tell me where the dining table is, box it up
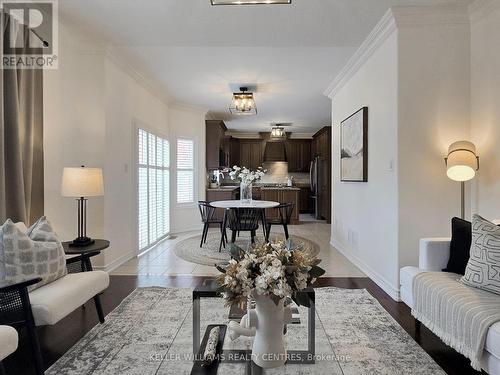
[210,200,280,249]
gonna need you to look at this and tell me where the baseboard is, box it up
[94,250,135,273]
[330,238,401,301]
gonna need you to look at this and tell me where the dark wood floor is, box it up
[4,275,481,375]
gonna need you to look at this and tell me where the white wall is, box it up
[328,7,473,300]
[470,3,500,221]
[102,56,170,268]
[331,31,400,297]
[44,22,207,270]
[43,25,106,265]
[169,105,206,233]
[397,21,471,272]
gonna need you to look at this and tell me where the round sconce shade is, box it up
[61,167,104,197]
[446,141,478,182]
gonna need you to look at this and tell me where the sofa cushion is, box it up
[444,217,472,275]
[462,215,500,295]
[0,325,18,361]
[1,219,67,291]
[29,270,109,326]
[400,266,427,308]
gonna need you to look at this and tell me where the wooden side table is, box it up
[62,239,110,272]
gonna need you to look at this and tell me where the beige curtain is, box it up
[0,13,44,225]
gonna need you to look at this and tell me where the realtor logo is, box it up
[1,0,58,69]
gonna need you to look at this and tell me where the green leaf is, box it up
[229,243,245,261]
[215,264,227,274]
[309,265,325,279]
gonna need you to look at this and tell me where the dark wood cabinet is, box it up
[206,120,227,169]
[206,189,238,221]
[239,140,263,170]
[229,137,240,167]
[261,189,299,225]
[286,139,311,172]
[298,186,312,213]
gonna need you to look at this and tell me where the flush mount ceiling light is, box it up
[270,124,289,139]
[211,0,291,5]
[229,87,257,115]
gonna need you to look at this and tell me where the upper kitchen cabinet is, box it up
[286,139,311,172]
[206,120,227,169]
[239,139,263,170]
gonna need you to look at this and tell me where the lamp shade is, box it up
[61,167,104,197]
[446,141,479,182]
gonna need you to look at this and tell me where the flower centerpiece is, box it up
[216,240,325,368]
[229,166,266,204]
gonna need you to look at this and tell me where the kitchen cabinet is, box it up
[261,188,299,225]
[298,186,312,213]
[286,139,311,172]
[206,120,227,169]
[206,188,238,221]
[239,140,263,170]
[229,137,240,167]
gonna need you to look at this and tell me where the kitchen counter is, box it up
[260,186,300,191]
[206,186,238,191]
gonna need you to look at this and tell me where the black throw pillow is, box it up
[443,217,472,275]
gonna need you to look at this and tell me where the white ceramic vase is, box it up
[252,294,287,369]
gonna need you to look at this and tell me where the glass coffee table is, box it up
[192,279,316,371]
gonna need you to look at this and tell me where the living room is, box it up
[0,0,499,374]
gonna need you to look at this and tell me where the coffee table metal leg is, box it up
[193,296,201,355]
[308,293,315,362]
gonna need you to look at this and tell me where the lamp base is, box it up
[69,237,95,247]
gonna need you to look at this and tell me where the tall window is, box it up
[177,138,195,204]
[137,128,170,251]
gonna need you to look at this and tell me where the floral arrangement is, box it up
[216,240,325,308]
[229,165,266,185]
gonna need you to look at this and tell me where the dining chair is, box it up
[198,201,227,248]
[225,208,262,245]
[265,202,295,242]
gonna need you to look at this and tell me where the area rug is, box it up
[173,231,320,266]
[47,287,445,375]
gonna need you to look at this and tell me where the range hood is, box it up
[264,141,287,162]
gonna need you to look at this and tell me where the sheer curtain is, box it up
[0,13,44,224]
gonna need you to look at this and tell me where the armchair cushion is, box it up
[29,270,109,326]
[1,218,67,291]
[0,325,18,361]
[419,238,451,271]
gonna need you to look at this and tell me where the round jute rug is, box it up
[173,231,320,266]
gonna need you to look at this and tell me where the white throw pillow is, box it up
[461,214,500,295]
[1,218,67,291]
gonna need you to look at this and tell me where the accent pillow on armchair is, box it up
[461,214,500,295]
[0,217,67,291]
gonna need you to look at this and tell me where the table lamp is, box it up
[445,141,479,219]
[61,166,104,247]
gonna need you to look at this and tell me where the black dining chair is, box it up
[265,202,295,242]
[225,207,262,245]
[198,201,227,248]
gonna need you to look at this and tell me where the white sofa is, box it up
[400,238,500,374]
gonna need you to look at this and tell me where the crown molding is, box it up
[469,0,500,24]
[324,5,470,99]
[168,101,209,115]
[324,9,396,99]
[104,48,173,107]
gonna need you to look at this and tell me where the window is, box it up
[137,128,170,251]
[177,138,195,204]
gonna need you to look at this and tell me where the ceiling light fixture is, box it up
[229,87,257,115]
[270,124,286,139]
[211,0,291,5]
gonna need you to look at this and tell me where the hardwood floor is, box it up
[4,275,481,375]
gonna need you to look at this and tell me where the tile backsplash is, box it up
[217,162,309,185]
